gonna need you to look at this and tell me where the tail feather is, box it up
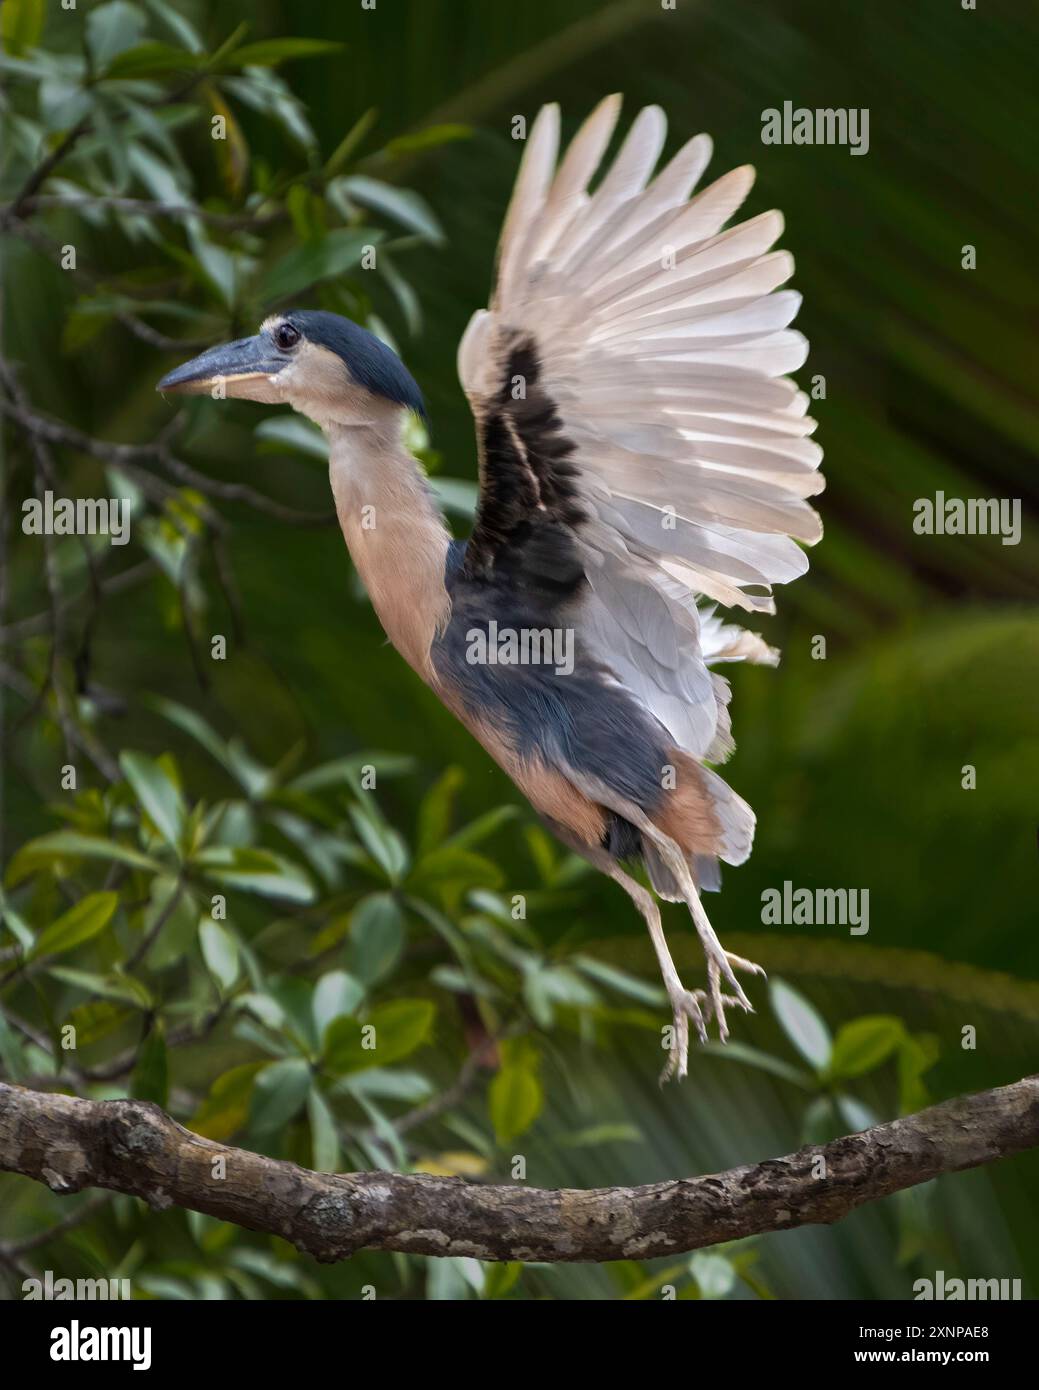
[644,840,724,898]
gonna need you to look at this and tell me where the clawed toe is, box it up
[660,987,709,1084]
[661,948,767,1078]
[706,950,763,1042]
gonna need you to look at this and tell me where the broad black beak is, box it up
[156,334,284,396]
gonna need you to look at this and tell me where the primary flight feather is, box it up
[158,97,824,1080]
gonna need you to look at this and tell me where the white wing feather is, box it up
[458,99,823,864]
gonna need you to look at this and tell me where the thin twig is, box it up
[0,1192,112,1259]
[5,194,284,230]
[0,560,154,644]
[124,879,186,971]
[155,448,336,527]
[8,117,92,218]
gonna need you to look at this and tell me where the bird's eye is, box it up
[273,323,301,352]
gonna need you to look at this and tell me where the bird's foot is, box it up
[704,948,766,1043]
[660,985,708,1084]
[659,971,757,1082]
[682,880,766,1043]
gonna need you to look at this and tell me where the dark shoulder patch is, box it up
[464,333,586,593]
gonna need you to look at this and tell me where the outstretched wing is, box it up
[456,96,823,776]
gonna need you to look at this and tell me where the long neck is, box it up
[327,417,451,682]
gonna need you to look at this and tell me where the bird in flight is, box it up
[158,97,824,1081]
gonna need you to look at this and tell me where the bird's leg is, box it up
[594,856,708,1082]
[638,823,766,1043]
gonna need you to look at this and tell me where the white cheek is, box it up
[271,361,300,391]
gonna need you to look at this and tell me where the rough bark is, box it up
[1,1077,1036,1264]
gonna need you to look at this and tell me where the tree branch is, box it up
[2,1077,1036,1264]
[3,195,284,230]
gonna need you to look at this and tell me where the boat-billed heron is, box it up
[158,98,824,1081]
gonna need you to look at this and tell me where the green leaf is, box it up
[343,1069,432,1102]
[102,42,202,79]
[348,893,405,987]
[143,0,204,53]
[363,999,435,1066]
[39,77,92,133]
[828,1016,905,1081]
[198,918,240,991]
[221,68,315,151]
[236,992,286,1031]
[427,1257,476,1301]
[699,1040,814,1089]
[250,1058,312,1133]
[255,416,328,459]
[324,106,377,176]
[408,846,502,896]
[288,752,414,794]
[220,38,344,69]
[381,124,471,158]
[31,892,118,960]
[6,832,161,886]
[322,1016,365,1074]
[307,1085,341,1172]
[348,801,409,883]
[426,476,480,519]
[1,0,45,57]
[573,955,667,1007]
[87,2,148,71]
[0,1011,25,1081]
[140,877,198,972]
[560,1124,642,1147]
[312,969,364,1035]
[836,1094,878,1134]
[146,696,273,797]
[185,222,238,309]
[267,977,320,1051]
[66,1000,132,1048]
[120,750,186,850]
[324,999,434,1075]
[489,1063,543,1144]
[379,254,422,335]
[898,1033,940,1115]
[802,1096,842,1146]
[132,1023,169,1107]
[527,964,597,1008]
[1,904,34,952]
[482,1263,522,1300]
[207,85,249,200]
[260,229,377,302]
[195,847,315,903]
[62,296,118,353]
[445,804,519,851]
[770,978,832,1072]
[417,766,465,854]
[191,1063,264,1141]
[331,176,444,244]
[689,1252,736,1300]
[47,967,153,1009]
[206,20,248,70]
